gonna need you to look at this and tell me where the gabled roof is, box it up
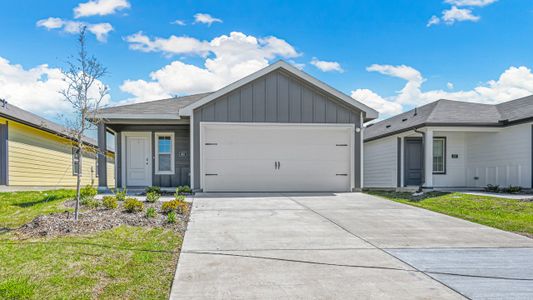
[179,60,379,120]
[0,102,100,147]
[98,92,211,119]
[365,95,533,141]
[98,60,379,121]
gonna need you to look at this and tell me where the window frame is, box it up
[72,147,82,176]
[432,137,446,175]
[155,132,175,175]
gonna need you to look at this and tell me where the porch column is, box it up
[424,129,433,188]
[97,122,107,190]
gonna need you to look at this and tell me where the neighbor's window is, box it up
[433,137,446,174]
[72,147,82,176]
[155,132,174,174]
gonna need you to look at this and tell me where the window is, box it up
[155,132,174,174]
[432,137,446,174]
[72,147,82,176]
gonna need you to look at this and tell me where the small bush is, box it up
[501,185,522,194]
[102,196,118,209]
[80,185,98,199]
[114,188,127,201]
[124,198,144,213]
[146,191,160,203]
[175,185,192,195]
[167,211,177,223]
[146,207,156,218]
[161,199,189,215]
[145,186,161,194]
[484,184,500,193]
[81,197,99,209]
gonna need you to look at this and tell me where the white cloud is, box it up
[0,56,110,118]
[427,15,441,27]
[37,17,113,42]
[172,19,186,26]
[121,31,300,102]
[444,0,497,7]
[354,64,533,118]
[74,0,130,18]
[447,82,454,89]
[310,58,343,72]
[193,13,222,26]
[442,6,480,24]
[351,89,403,117]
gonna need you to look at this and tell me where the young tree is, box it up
[61,26,108,220]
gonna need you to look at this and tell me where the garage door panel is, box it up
[201,123,353,192]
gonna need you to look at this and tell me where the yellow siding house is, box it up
[0,100,115,189]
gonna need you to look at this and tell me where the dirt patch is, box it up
[16,200,190,238]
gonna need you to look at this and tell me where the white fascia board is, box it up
[179,60,379,119]
[98,113,181,119]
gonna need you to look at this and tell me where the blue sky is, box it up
[1,0,532,124]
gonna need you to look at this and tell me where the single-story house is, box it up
[0,100,115,189]
[363,96,533,190]
[95,61,378,192]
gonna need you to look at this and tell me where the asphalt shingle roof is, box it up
[365,95,533,141]
[0,101,99,146]
[98,92,212,115]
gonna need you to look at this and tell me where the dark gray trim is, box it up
[531,125,533,188]
[97,123,107,187]
[116,132,122,188]
[432,136,447,175]
[0,122,8,185]
[397,137,401,187]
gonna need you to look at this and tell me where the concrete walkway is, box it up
[170,193,533,299]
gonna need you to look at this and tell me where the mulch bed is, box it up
[16,200,190,238]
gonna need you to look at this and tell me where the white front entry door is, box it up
[125,132,152,186]
[200,123,354,192]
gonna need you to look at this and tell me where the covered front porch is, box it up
[397,126,531,189]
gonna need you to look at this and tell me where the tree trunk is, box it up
[74,168,81,221]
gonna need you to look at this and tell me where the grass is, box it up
[0,189,76,229]
[367,191,533,237]
[0,190,184,299]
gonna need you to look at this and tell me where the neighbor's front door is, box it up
[125,133,151,186]
[404,137,423,186]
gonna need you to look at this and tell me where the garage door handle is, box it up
[205,173,218,176]
[274,161,277,169]
[336,174,348,176]
[278,161,281,169]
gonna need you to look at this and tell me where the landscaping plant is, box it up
[161,199,189,215]
[145,207,156,218]
[146,191,160,203]
[484,184,500,193]
[145,186,161,194]
[167,211,177,223]
[114,188,127,201]
[102,196,118,209]
[175,185,191,196]
[80,185,98,199]
[124,198,144,213]
[81,198,99,209]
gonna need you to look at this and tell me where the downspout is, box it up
[413,128,425,192]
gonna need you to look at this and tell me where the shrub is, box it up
[167,211,177,223]
[145,186,161,194]
[501,185,522,194]
[146,191,160,203]
[146,207,156,218]
[81,197,99,209]
[80,185,98,199]
[102,196,118,209]
[161,199,189,215]
[484,184,500,193]
[114,188,127,201]
[175,185,191,195]
[124,198,144,213]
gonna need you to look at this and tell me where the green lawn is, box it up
[0,190,184,299]
[367,191,533,237]
[0,189,75,229]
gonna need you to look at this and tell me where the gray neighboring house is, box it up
[95,61,378,192]
[363,96,533,190]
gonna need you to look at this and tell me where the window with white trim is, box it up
[432,137,446,174]
[72,147,82,176]
[155,132,174,174]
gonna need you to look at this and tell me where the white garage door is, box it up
[200,123,353,192]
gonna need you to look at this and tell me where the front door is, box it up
[125,132,152,186]
[404,138,423,186]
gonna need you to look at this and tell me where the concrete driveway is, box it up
[170,193,533,299]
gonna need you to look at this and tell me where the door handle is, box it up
[278,161,281,169]
[274,161,277,169]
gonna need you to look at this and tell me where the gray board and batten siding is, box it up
[192,69,365,190]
